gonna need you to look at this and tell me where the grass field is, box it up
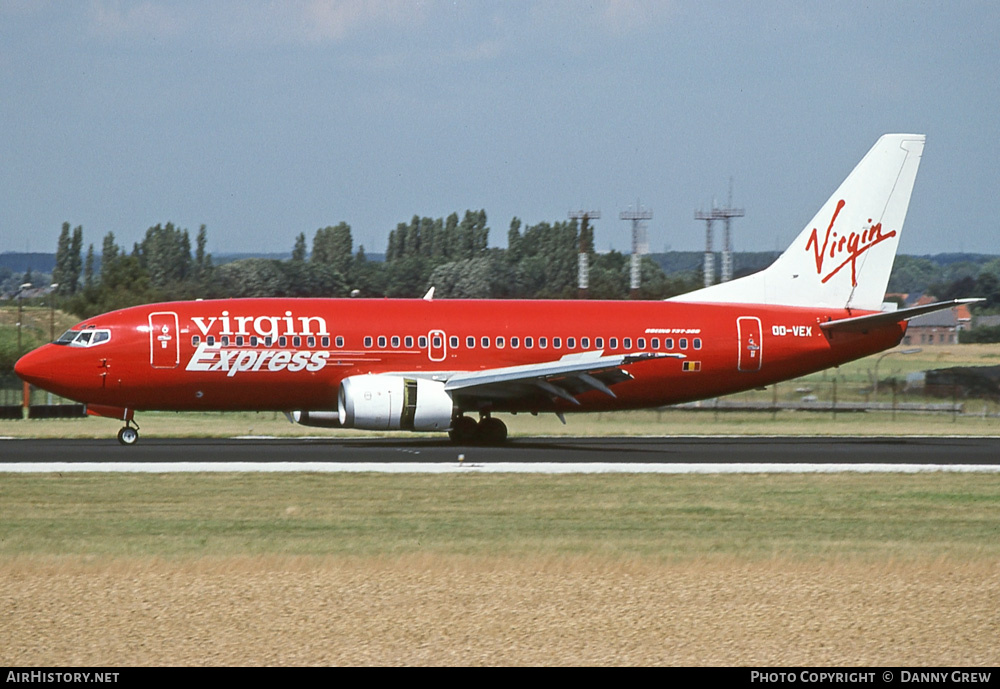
[2,472,999,665]
[4,473,999,560]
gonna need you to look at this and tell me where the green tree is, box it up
[139,223,192,288]
[292,232,307,262]
[84,244,95,289]
[311,223,353,275]
[69,225,83,293]
[507,217,522,264]
[100,232,119,278]
[52,222,85,295]
[193,225,212,284]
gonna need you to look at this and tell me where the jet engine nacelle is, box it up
[289,410,342,428]
[338,375,454,431]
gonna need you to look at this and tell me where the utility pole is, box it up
[569,210,600,299]
[620,201,652,298]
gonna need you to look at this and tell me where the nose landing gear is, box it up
[117,420,139,445]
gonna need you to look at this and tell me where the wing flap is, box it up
[444,350,683,406]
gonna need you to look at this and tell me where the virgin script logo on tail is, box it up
[804,199,896,286]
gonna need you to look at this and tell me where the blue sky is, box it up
[2,1,998,258]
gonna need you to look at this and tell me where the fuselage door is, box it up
[428,329,446,362]
[149,311,180,369]
[737,316,763,372]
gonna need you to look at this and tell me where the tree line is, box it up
[25,215,1000,323]
[44,212,703,319]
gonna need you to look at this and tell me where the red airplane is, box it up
[15,134,976,445]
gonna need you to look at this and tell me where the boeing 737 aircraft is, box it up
[15,134,977,444]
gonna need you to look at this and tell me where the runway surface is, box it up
[2,436,999,473]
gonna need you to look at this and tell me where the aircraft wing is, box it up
[444,350,684,407]
[819,298,983,334]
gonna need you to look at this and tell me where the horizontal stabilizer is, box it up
[819,298,983,333]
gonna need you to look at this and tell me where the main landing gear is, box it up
[117,420,139,446]
[449,414,508,445]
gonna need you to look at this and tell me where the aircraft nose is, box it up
[14,346,56,388]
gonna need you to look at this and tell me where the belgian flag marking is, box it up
[682,361,701,372]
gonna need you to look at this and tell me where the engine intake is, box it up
[337,375,454,431]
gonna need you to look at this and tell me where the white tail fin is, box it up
[671,134,926,311]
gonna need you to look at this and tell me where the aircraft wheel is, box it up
[448,416,478,444]
[476,417,508,445]
[117,426,139,446]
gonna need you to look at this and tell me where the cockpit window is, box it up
[54,329,112,347]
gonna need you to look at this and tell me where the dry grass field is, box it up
[2,555,998,666]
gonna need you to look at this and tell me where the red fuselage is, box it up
[15,298,905,417]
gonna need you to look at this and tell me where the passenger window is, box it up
[666,338,673,349]
[680,338,688,349]
[511,336,519,348]
[652,338,659,349]
[467,336,475,348]
[637,338,645,349]
[392,336,400,348]
[236,336,245,346]
[623,338,632,349]
[496,336,505,349]
[694,338,702,350]
[524,336,533,348]
[539,337,547,349]
[450,336,458,348]
[278,337,287,347]
[378,336,387,347]
[609,337,618,349]
[432,336,441,348]
[308,336,316,347]
[192,336,201,346]
[553,337,561,349]
[207,336,215,346]
[419,336,428,348]
[582,337,590,349]
[481,336,490,348]
[404,336,413,348]
[364,336,373,348]
[567,337,576,349]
